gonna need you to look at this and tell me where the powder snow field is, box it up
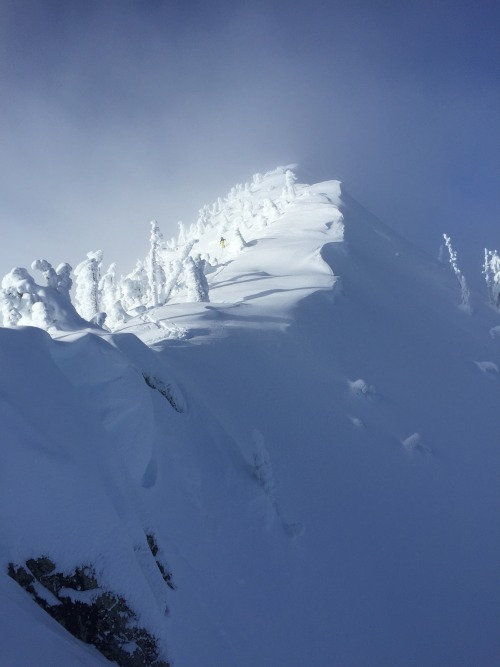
[1,172,500,665]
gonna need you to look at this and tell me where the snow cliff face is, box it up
[1,170,499,666]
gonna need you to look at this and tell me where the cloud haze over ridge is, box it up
[1,0,499,284]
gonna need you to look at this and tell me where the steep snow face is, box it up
[129,183,500,666]
[0,325,179,665]
[1,170,499,666]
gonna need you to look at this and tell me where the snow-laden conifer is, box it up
[31,259,59,289]
[99,262,129,329]
[483,249,500,308]
[0,268,36,326]
[74,250,103,321]
[231,226,247,252]
[262,198,280,224]
[252,172,263,188]
[0,265,87,330]
[146,221,166,308]
[32,259,73,301]
[163,240,198,303]
[285,169,297,199]
[443,234,472,313]
[55,263,73,300]
[177,221,187,247]
[99,262,118,313]
[184,255,210,302]
[120,261,149,313]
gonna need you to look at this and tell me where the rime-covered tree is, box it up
[252,172,263,188]
[55,263,73,300]
[74,250,103,321]
[443,234,471,313]
[177,221,187,246]
[31,259,58,289]
[146,221,166,307]
[184,255,210,303]
[483,249,500,308]
[1,265,87,330]
[31,259,73,301]
[120,260,149,313]
[262,198,280,224]
[0,268,36,326]
[285,169,297,199]
[163,239,198,303]
[99,262,119,313]
[231,226,247,252]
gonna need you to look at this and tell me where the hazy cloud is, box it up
[1,0,499,283]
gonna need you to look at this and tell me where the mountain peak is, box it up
[1,168,499,666]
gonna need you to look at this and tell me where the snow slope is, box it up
[1,171,499,666]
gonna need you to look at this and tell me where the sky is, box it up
[1,0,499,287]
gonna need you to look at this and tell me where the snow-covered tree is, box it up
[31,259,58,289]
[55,263,73,301]
[99,262,128,329]
[0,268,37,326]
[107,300,131,328]
[280,168,298,207]
[31,259,73,301]
[184,255,210,302]
[74,251,102,318]
[146,221,166,308]
[177,221,187,246]
[120,260,149,313]
[285,169,297,198]
[231,226,247,252]
[483,249,500,308]
[0,265,87,330]
[443,234,472,313]
[262,198,280,224]
[252,172,263,188]
[163,240,198,303]
[74,250,103,321]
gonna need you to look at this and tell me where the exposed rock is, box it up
[8,557,170,667]
[146,534,176,590]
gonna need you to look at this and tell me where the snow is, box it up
[1,169,500,666]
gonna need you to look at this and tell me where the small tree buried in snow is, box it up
[443,234,472,313]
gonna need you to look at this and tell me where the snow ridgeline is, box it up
[0,167,299,332]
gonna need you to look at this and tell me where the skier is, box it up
[220,237,226,250]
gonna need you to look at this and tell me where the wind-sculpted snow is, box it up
[1,169,500,665]
[0,326,177,664]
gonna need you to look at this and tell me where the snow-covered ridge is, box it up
[2,165,500,336]
[0,167,343,333]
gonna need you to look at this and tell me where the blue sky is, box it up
[1,0,499,285]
